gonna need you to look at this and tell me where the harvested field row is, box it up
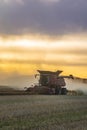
[0,95,87,130]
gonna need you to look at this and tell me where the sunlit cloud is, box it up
[0,35,87,73]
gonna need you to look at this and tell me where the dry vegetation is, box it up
[0,95,87,130]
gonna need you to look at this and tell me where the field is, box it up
[0,95,87,130]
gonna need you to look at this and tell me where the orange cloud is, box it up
[0,34,87,78]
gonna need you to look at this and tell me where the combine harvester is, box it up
[0,70,86,95]
[26,70,74,95]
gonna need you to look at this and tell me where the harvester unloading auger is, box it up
[26,70,74,95]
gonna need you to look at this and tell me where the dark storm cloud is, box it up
[0,0,87,35]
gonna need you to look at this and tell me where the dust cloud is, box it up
[0,73,87,94]
[65,78,87,95]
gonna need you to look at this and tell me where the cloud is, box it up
[0,42,87,67]
[65,78,87,95]
[0,45,87,54]
[1,0,24,5]
[0,0,87,36]
[40,0,60,3]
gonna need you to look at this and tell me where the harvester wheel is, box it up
[61,88,67,95]
[55,86,61,95]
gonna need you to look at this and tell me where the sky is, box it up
[0,0,87,87]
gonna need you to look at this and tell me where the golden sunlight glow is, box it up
[0,34,87,78]
[1,35,87,49]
